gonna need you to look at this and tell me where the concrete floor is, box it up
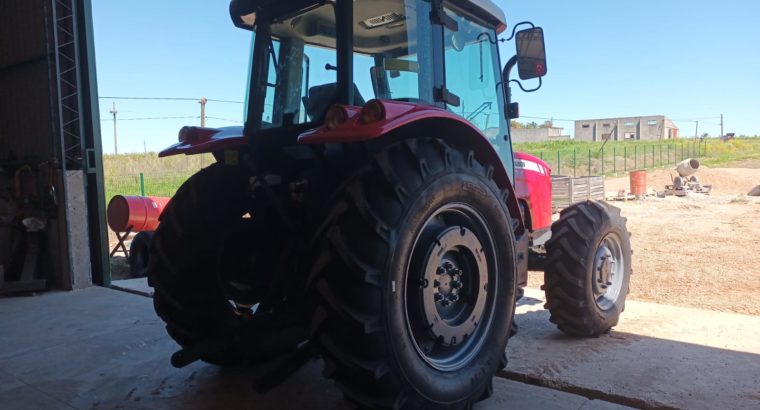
[0,287,630,410]
[510,289,760,410]
[2,285,759,410]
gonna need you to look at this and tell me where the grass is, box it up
[103,153,214,201]
[102,137,760,201]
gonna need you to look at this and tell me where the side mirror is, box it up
[515,27,547,80]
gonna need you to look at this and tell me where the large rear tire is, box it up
[148,164,256,365]
[542,201,632,336]
[313,139,517,409]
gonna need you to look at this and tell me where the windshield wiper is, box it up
[266,39,280,87]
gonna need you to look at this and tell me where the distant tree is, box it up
[510,120,524,129]
[539,120,554,128]
[701,132,709,138]
[526,121,539,129]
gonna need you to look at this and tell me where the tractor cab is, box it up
[229,0,545,163]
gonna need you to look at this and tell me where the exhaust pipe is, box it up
[676,158,700,178]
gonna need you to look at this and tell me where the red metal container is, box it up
[107,195,171,232]
[629,170,647,196]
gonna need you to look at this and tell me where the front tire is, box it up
[542,201,632,336]
[313,139,517,409]
[128,231,153,278]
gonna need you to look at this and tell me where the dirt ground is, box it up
[529,164,760,315]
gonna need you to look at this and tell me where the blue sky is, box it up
[92,0,760,154]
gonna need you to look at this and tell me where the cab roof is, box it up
[231,0,507,33]
[456,0,507,33]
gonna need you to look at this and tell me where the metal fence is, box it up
[104,140,708,201]
[529,140,707,177]
[105,172,192,201]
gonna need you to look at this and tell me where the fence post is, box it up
[601,147,604,175]
[588,149,591,176]
[540,151,543,161]
[139,172,145,196]
[659,144,662,167]
[634,145,637,170]
[613,146,616,174]
[623,146,627,172]
[557,151,561,176]
[573,149,576,178]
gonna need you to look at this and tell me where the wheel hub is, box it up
[421,227,488,347]
[592,234,625,310]
[594,246,614,295]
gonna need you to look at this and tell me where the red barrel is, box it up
[629,170,647,196]
[107,195,171,232]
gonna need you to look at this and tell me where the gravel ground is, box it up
[529,165,760,316]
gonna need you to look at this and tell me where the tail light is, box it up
[359,100,386,125]
[178,126,218,143]
[325,105,349,130]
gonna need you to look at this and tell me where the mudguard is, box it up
[159,126,247,158]
[514,152,553,232]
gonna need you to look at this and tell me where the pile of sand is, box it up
[604,166,760,195]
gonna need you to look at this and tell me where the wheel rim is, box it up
[405,203,497,372]
[592,232,625,311]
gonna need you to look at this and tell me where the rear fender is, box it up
[298,100,528,283]
[158,126,247,158]
[299,101,522,225]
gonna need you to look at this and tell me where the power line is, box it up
[100,116,199,122]
[206,116,243,123]
[99,96,244,104]
[520,116,576,122]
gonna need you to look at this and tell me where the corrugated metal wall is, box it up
[0,0,57,161]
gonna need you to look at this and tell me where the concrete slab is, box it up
[508,288,760,410]
[0,287,631,410]
[112,278,153,297]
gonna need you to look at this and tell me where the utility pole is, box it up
[109,102,118,154]
[143,140,147,155]
[199,97,208,127]
[695,121,698,139]
[720,114,724,138]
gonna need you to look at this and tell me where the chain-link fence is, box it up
[524,139,707,177]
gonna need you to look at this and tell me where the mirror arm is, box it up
[504,21,536,41]
[510,77,542,93]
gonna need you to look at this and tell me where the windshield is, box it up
[245,0,434,131]
[244,3,338,129]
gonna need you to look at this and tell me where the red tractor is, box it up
[148,1,632,408]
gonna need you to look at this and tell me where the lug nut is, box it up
[451,280,462,289]
[449,294,459,302]
[441,299,451,307]
[434,294,444,302]
[437,267,445,275]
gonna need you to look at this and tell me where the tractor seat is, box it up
[303,83,366,121]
